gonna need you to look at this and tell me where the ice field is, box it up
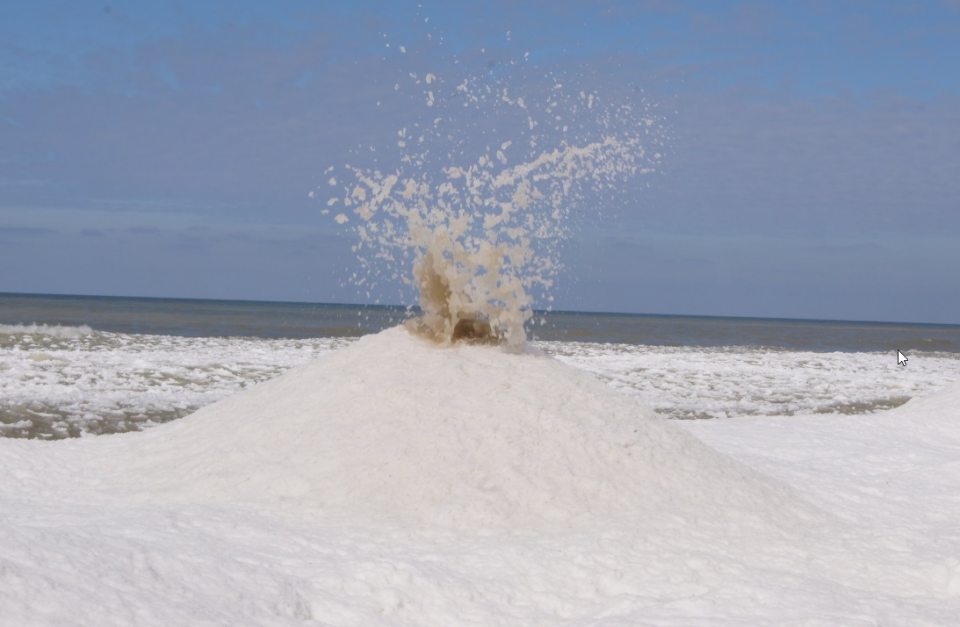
[2,326,960,625]
[3,322,959,439]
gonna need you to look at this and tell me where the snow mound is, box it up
[895,377,960,417]
[101,327,809,530]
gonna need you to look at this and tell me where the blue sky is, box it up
[1,1,959,323]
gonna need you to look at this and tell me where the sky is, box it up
[1,0,959,324]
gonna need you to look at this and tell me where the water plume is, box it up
[322,63,666,347]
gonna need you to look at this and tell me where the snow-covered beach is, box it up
[5,321,959,439]
[4,1,959,624]
[3,326,959,625]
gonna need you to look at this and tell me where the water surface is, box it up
[4,292,958,352]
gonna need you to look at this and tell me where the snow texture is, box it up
[2,326,960,625]
[0,326,352,438]
[542,339,960,419]
[4,324,959,439]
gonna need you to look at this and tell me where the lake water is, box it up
[4,292,959,351]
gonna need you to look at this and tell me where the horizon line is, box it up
[2,290,958,329]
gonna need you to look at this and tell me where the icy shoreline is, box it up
[2,327,959,625]
[4,324,959,439]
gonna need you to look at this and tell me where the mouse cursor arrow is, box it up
[897,350,908,366]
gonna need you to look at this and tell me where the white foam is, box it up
[0,323,94,338]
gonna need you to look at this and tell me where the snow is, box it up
[2,326,960,625]
[79,327,809,530]
[542,340,960,419]
[5,325,959,439]
[0,327,351,438]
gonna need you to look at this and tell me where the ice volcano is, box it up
[321,70,667,347]
[92,73,815,531]
[102,326,813,531]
